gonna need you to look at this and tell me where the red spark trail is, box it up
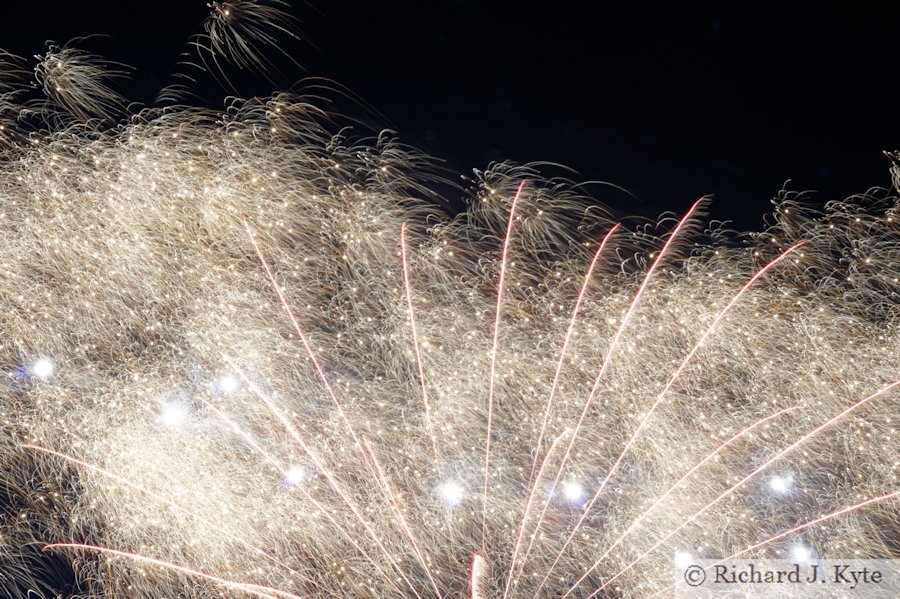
[43,543,306,599]
[400,222,441,470]
[646,491,900,598]
[197,396,403,593]
[227,359,424,599]
[242,216,366,455]
[502,224,620,599]
[529,197,707,595]
[361,435,444,599]
[24,444,308,585]
[586,377,900,596]
[482,179,527,551]
[535,240,805,595]
[560,406,800,597]
[505,428,576,594]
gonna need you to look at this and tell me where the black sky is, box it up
[3,1,898,229]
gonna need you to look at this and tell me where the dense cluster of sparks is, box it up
[0,3,897,597]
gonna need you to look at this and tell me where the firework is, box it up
[0,3,897,598]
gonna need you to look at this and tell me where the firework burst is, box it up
[0,3,897,598]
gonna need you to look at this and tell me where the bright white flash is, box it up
[674,551,694,569]
[791,544,812,562]
[769,474,791,494]
[216,374,239,394]
[160,403,188,427]
[31,358,55,379]
[562,480,584,503]
[438,481,464,507]
[285,465,306,486]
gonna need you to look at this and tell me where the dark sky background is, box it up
[3,1,898,227]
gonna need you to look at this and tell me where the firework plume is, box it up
[0,3,897,597]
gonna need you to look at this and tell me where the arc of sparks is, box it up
[400,222,441,471]
[532,239,806,595]
[482,179,527,550]
[360,435,444,599]
[226,358,424,599]
[523,197,706,591]
[23,444,310,587]
[198,395,405,596]
[501,224,620,599]
[43,543,305,599]
[560,405,800,597]
[645,491,900,598]
[586,377,900,596]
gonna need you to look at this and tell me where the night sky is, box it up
[4,2,898,228]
